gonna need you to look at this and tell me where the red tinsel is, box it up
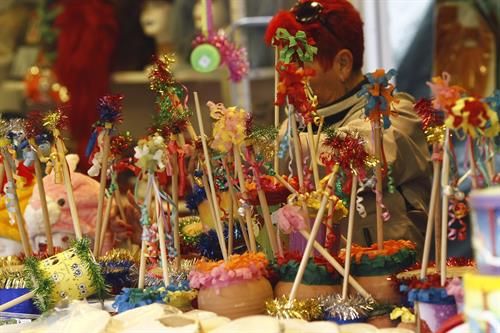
[276,61,316,124]
[414,98,444,131]
[321,131,368,177]
[25,110,46,140]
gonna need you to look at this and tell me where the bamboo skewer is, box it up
[288,167,338,302]
[290,109,304,190]
[98,194,114,255]
[274,47,280,174]
[94,130,111,254]
[440,130,451,286]
[1,150,31,255]
[33,151,53,255]
[0,290,35,313]
[194,92,228,261]
[307,122,320,189]
[373,124,384,250]
[468,138,479,189]
[138,178,154,289]
[153,178,170,287]
[420,144,442,279]
[55,136,82,239]
[171,147,181,270]
[342,174,358,299]
[234,148,257,252]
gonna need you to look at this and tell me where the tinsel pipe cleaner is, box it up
[25,111,54,255]
[0,119,31,255]
[91,94,123,255]
[43,108,82,239]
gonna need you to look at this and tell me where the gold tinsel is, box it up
[266,296,322,321]
[99,248,136,263]
[0,256,22,269]
[425,125,446,144]
[0,270,26,289]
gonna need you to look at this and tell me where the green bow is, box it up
[274,28,317,64]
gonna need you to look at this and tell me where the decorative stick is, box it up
[373,123,384,250]
[342,174,358,299]
[440,129,451,286]
[222,158,250,251]
[315,117,324,156]
[170,139,181,269]
[233,147,257,252]
[420,143,442,279]
[1,150,31,255]
[307,122,320,189]
[32,148,53,255]
[273,48,280,174]
[194,91,228,261]
[0,290,35,312]
[289,108,304,189]
[200,171,219,231]
[138,178,154,289]
[0,161,4,192]
[468,138,479,189]
[94,131,111,254]
[288,166,338,302]
[248,149,279,256]
[98,194,113,255]
[153,176,170,287]
[55,135,82,239]
[434,182,442,272]
[299,230,370,299]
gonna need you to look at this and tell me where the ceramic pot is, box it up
[274,281,340,300]
[350,275,401,304]
[197,278,273,319]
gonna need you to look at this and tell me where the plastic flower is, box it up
[447,97,499,137]
[273,204,307,234]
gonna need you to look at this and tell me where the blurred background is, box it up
[0,0,497,140]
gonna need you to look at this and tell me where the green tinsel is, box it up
[24,256,55,313]
[73,238,107,300]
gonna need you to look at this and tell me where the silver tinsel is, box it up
[321,294,375,322]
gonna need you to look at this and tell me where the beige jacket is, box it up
[316,91,431,252]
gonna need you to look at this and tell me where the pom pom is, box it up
[197,224,246,260]
[446,97,499,138]
[99,249,138,295]
[321,129,370,175]
[43,108,69,132]
[97,94,124,126]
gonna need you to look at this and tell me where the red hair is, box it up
[265,0,364,72]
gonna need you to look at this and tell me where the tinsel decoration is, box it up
[149,55,191,136]
[266,296,322,321]
[72,238,107,300]
[414,98,446,145]
[96,94,124,126]
[193,31,249,82]
[23,256,55,312]
[0,270,26,289]
[275,61,317,124]
[197,224,247,260]
[358,69,398,129]
[0,256,22,269]
[25,111,52,144]
[179,216,203,246]
[247,126,278,161]
[145,258,198,288]
[110,132,133,157]
[99,249,138,295]
[113,286,166,313]
[185,184,207,212]
[321,294,375,323]
[42,108,69,133]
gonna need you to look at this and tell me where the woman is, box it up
[266,0,431,251]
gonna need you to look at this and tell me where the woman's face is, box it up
[306,61,345,107]
[140,0,173,38]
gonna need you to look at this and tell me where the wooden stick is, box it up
[201,173,219,232]
[248,149,279,256]
[315,117,324,156]
[153,177,170,287]
[138,177,154,289]
[0,290,35,312]
[55,136,82,239]
[0,161,4,193]
[33,152,53,255]
[98,194,113,255]
[440,129,451,286]
[434,180,442,272]
[288,166,338,302]
[299,229,371,299]
[171,144,181,270]
[342,174,358,300]
[194,92,228,261]
[290,109,304,189]
[274,174,297,194]
[222,159,250,251]
[273,47,280,174]
[233,147,257,252]
[94,130,111,254]
[1,150,31,255]
[373,123,384,250]
[420,145,441,279]
[307,122,320,189]
[468,137,479,189]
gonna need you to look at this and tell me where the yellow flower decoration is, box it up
[446,97,499,138]
[208,101,249,153]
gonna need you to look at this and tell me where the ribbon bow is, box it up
[274,28,317,64]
